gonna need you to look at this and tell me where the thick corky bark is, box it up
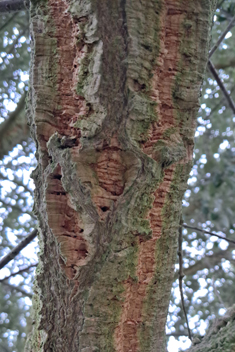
[26,0,215,351]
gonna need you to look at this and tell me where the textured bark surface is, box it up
[26,0,215,351]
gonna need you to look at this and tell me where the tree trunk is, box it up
[26,0,215,351]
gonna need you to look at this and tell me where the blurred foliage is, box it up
[0,8,36,352]
[1,1,235,352]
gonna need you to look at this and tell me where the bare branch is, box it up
[208,60,235,115]
[174,248,234,280]
[214,58,235,70]
[0,92,30,160]
[0,198,36,218]
[0,12,18,31]
[0,229,38,270]
[0,172,33,194]
[204,85,235,120]
[0,263,37,282]
[176,248,234,279]
[211,276,226,308]
[0,0,27,13]
[182,223,235,246]
[1,281,32,298]
[209,15,235,59]
[178,217,192,341]
[5,25,28,56]
[166,332,189,337]
[0,92,26,138]
[219,9,234,21]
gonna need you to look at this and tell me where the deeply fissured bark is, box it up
[27,0,215,351]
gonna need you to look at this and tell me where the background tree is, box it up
[0,6,37,352]
[1,0,235,352]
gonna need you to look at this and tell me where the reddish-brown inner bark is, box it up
[114,2,192,351]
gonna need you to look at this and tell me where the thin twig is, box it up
[211,276,226,308]
[205,85,235,120]
[0,263,37,282]
[0,12,18,32]
[0,198,35,218]
[208,60,235,115]
[5,27,28,56]
[166,332,189,337]
[0,92,26,138]
[209,14,235,58]
[0,229,38,270]
[174,247,233,280]
[0,92,30,160]
[178,217,192,341]
[182,224,235,246]
[0,172,33,194]
[215,58,235,70]
[1,281,32,298]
